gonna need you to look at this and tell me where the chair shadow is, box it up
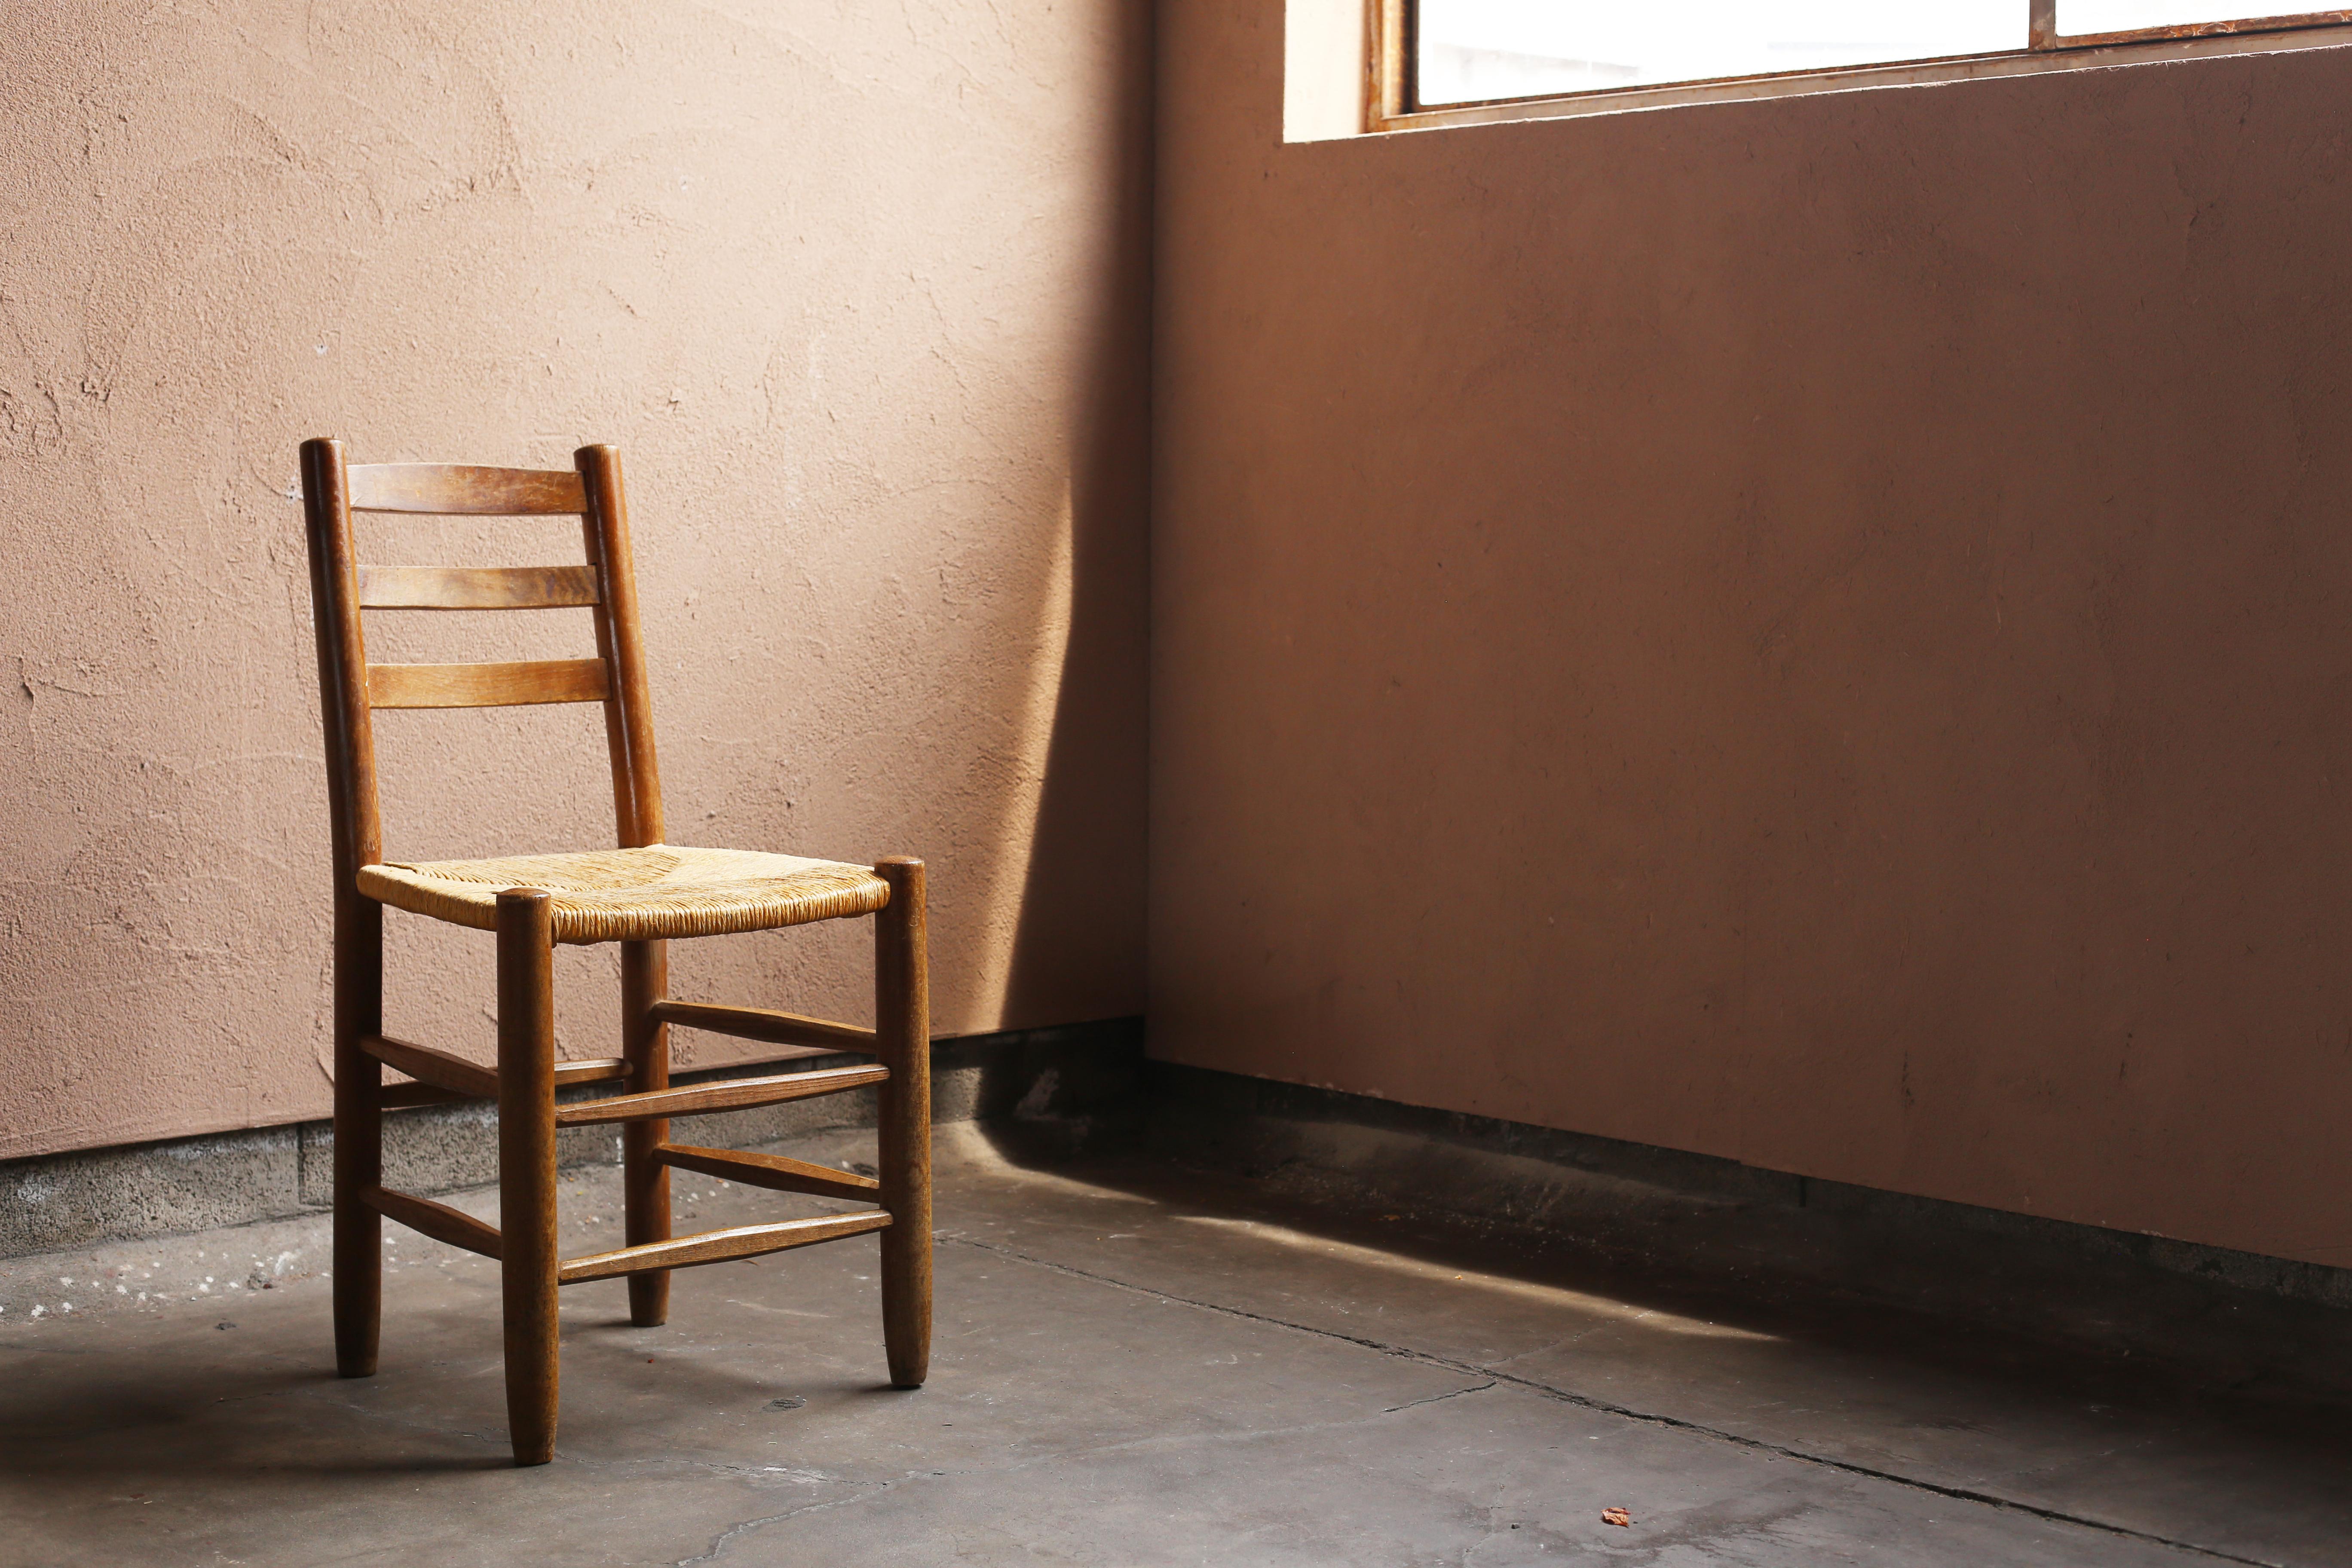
[0,1360,510,1479]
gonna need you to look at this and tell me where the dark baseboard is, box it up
[1126,1062,2352,1386]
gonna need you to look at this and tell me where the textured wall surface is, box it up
[1153,3,2352,1265]
[0,0,1151,1160]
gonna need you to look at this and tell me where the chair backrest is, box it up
[298,438,665,883]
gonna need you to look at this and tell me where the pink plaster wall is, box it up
[0,0,1151,1161]
[1151,2,2352,1266]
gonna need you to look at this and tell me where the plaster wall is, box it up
[0,0,1151,1160]
[1152,2,2352,1265]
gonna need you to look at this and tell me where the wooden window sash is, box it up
[1374,0,2352,130]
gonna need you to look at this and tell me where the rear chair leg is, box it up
[497,888,561,1466]
[332,894,383,1379]
[874,857,932,1388]
[621,938,672,1327]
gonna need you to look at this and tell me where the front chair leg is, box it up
[331,893,384,1378]
[497,888,561,1466]
[620,938,672,1327]
[874,857,932,1389]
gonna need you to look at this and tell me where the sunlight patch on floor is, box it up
[1172,1214,1782,1342]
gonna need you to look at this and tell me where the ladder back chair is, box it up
[299,438,930,1467]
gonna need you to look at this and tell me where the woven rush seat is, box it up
[358,845,892,944]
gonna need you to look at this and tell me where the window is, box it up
[1384,2,2352,121]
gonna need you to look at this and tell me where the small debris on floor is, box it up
[764,1396,805,1411]
[1601,1508,1632,1528]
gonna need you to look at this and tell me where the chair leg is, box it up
[621,938,671,1327]
[331,893,383,1379]
[874,857,932,1389]
[496,888,561,1467]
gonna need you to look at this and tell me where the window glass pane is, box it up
[1417,1,2023,106]
[2058,1,2292,29]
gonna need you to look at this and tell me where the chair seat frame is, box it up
[300,438,929,1467]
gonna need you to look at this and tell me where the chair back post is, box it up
[577,443,672,1326]
[300,435,387,1381]
[300,437,384,879]
[577,444,665,848]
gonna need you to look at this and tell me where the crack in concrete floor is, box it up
[938,1232,2292,1568]
[665,1364,1554,1564]
[585,1206,2329,1568]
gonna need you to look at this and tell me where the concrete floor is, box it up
[1,1124,2346,1567]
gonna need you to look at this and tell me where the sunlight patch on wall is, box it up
[968,481,1075,1029]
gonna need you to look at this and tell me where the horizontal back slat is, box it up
[346,464,585,515]
[368,658,611,709]
[357,564,600,610]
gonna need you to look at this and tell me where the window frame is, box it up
[1371,1,2352,131]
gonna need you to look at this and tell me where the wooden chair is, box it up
[298,438,930,1467]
